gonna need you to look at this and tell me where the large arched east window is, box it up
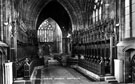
[38,20,54,42]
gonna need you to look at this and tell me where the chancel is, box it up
[0,0,135,84]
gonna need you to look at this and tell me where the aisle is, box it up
[14,59,108,84]
[33,65,92,84]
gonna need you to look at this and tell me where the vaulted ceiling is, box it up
[36,1,71,32]
[14,0,94,32]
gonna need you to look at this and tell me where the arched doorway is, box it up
[125,49,135,83]
[116,38,135,83]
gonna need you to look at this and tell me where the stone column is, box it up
[10,0,17,78]
[110,36,113,75]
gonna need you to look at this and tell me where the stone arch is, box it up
[116,38,135,82]
[123,45,135,61]
[28,0,78,30]
[124,48,135,82]
[123,45,135,52]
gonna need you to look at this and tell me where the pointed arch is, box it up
[38,18,54,42]
[37,18,63,42]
[36,0,74,33]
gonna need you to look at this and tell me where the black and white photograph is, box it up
[0,0,134,84]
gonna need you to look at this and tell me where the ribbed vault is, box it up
[14,0,75,31]
[14,0,94,31]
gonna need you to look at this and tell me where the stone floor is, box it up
[32,65,96,84]
[14,59,132,84]
[16,67,109,84]
[14,59,109,84]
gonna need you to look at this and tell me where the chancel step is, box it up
[105,76,118,83]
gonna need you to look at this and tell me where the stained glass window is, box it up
[38,20,54,42]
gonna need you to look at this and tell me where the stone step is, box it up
[104,76,118,83]
[48,59,60,65]
[105,76,115,81]
[14,80,31,84]
[106,79,118,83]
